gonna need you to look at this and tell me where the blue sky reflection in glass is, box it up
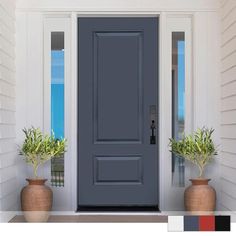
[177,41,185,122]
[51,50,64,140]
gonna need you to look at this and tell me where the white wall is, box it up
[15,0,221,211]
[15,11,45,207]
[16,0,219,12]
[0,0,18,215]
[220,0,236,211]
[193,11,222,209]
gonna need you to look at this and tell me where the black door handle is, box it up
[150,120,156,144]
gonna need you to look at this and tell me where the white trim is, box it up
[16,0,220,11]
[70,12,78,211]
[160,16,193,210]
[158,12,166,211]
[43,17,72,210]
[42,12,194,212]
[16,9,219,13]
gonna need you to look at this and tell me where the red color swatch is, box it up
[199,216,215,231]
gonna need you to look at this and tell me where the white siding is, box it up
[220,0,236,211]
[0,0,17,214]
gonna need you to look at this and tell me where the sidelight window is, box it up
[172,32,185,187]
[50,32,65,187]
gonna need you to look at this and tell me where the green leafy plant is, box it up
[169,128,217,178]
[19,127,67,178]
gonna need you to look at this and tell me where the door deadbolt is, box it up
[149,105,156,145]
[150,120,156,144]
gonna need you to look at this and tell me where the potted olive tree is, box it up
[169,128,218,213]
[19,127,66,222]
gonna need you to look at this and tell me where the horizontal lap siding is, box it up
[220,0,236,211]
[0,0,17,211]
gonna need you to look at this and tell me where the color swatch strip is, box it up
[168,215,230,232]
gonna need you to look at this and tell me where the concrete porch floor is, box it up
[9,214,168,223]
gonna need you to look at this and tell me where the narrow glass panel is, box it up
[51,32,65,187]
[172,32,185,187]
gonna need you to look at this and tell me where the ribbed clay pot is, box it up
[184,179,216,214]
[21,179,53,222]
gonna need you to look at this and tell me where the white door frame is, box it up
[43,12,193,212]
[160,15,193,211]
[44,17,72,211]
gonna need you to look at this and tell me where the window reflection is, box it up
[172,32,185,187]
[51,32,65,187]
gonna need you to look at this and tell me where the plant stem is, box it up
[198,165,204,178]
[33,164,39,178]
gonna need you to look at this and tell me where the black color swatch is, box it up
[215,216,231,231]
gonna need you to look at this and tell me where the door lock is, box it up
[150,120,156,144]
[149,105,156,144]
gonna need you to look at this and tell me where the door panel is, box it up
[78,18,158,207]
[94,155,142,184]
[94,32,143,143]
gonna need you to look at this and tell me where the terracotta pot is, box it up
[184,178,216,214]
[21,179,53,222]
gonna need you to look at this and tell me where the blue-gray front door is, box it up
[78,17,158,207]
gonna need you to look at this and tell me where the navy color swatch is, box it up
[184,216,199,231]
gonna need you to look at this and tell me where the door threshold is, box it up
[77,206,160,212]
